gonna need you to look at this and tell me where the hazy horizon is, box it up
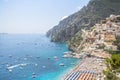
[0,0,90,34]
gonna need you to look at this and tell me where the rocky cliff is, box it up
[47,0,120,42]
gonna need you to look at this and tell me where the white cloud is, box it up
[61,16,68,20]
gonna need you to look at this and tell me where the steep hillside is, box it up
[47,0,120,42]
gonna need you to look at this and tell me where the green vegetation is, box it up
[104,49,119,54]
[104,34,120,80]
[47,0,120,43]
[106,54,120,69]
[116,16,120,20]
[104,35,120,79]
[104,35,120,54]
[104,70,120,80]
[104,54,120,80]
[113,36,120,50]
[68,31,83,48]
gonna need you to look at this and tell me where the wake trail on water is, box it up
[7,63,28,69]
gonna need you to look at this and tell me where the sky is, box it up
[0,0,90,34]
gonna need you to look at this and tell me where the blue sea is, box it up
[0,34,80,80]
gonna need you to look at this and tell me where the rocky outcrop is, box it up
[47,0,120,42]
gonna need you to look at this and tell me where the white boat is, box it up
[42,66,46,68]
[32,75,36,78]
[32,72,36,78]
[20,64,27,67]
[9,54,12,58]
[64,51,72,54]
[32,72,36,75]
[59,63,64,66]
[24,58,27,60]
[35,64,38,66]
[54,56,58,59]
[62,55,67,58]
[7,69,12,72]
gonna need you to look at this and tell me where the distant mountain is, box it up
[47,0,120,42]
[0,33,8,35]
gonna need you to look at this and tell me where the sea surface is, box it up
[0,34,80,80]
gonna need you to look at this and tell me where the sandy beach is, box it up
[63,56,107,80]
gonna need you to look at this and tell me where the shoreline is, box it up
[59,59,81,80]
[63,56,107,80]
[62,60,82,79]
[61,15,120,80]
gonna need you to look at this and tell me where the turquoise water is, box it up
[0,34,79,80]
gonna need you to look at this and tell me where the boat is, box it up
[9,69,12,72]
[6,64,10,67]
[32,72,36,78]
[64,51,72,54]
[23,58,27,60]
[7,68,12,72]
[59,63,64,66]
[42,66,46,68]
[9,54,12,58]
[62,55,67,58]
[32,75,36,78]
[35,64,38,66]
[54,56,58,59]
[20,64,26,67]
[48,57,50,60]
[62,54,73,58]
[32,72,36,75]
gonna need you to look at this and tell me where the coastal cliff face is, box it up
[47,0,120,42]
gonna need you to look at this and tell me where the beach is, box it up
[63,15,120,80]
[63,56,107,80]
